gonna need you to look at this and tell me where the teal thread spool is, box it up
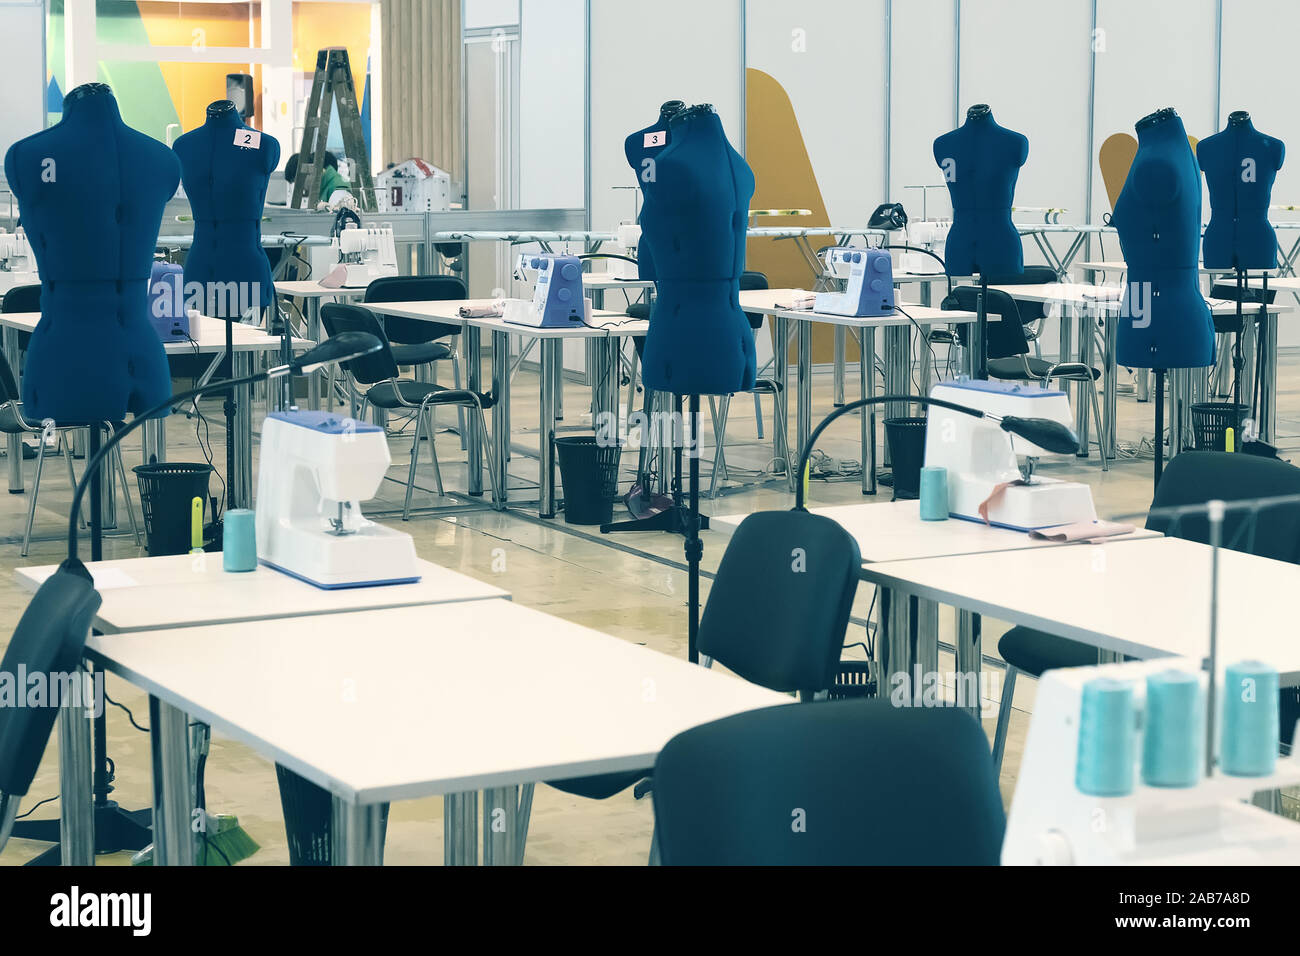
[1076,677,1136,796]
[1220,660,1279,777]
[918,466,948,521]
[222,508,258,572]
[1141,670,1202,787]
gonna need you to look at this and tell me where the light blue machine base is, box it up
[261,559,421,590]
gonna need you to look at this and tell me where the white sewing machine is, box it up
[334,224,398,288]
[814,246,895,317]
[0,228,36,275]
[604,221,642,280]
[256,411,419,589]
[1003,657,1300,865]
[925,379,1095,530]
[899,220,949,275]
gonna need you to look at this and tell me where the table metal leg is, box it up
[1259,306,1278,443]
[859,328,876,495]
[58,669,94,866]
[1103,304,1117,461]
[956,609,983,722]
[539,339,560,518]
[772,315,790,471]
[482,785,519,866]
[833,326,846,406]
[796,319,813,471]
[1076,305,1093,457]
[877,586,939,706]
[149,696,194,866]
[444,791,478,865]
[491,330,510,509]
[331,799,384,866]
[142,418,167,467]
[465,326,484,497]
[5,326,22,493]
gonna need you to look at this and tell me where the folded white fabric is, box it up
[775,290,816,311]
[458,299,507,318]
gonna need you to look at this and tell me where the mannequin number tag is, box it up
[235,129,261,150]
[644,131,666,148]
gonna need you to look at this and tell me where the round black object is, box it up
[133,462,213,556]
[1190,402,1249,452]
[884,417,928,500]
[556,435,622,525]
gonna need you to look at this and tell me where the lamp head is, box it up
[998,416,1080,456]
[278,332,382,377]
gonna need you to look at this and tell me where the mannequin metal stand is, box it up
[685,395,703,664]
[1233,267,1245,409]
[973,276,989,380]
[13,426,152,864]
[601,393,709,535]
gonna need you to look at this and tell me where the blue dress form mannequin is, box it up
[3,83,178,422]
[637,104,756,395]
[1112,108,1214,370]
[933,104,1028,277]
[1198,111,1284,270]
[624,100,685,282]
[173,100,281,318]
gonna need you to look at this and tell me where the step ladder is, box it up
[290,47,376,212]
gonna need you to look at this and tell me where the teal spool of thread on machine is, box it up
[918,466,949,521]
[1076,677,1137,796]
[1141,670,1202,787]
[1220,660,1279,777]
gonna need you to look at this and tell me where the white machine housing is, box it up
[1003,657,1300,865]
[333,224,399,288]
[375,158,452,213]
[256,411,419,589]
[604,221,642,280]
[0,228,36,275]
[924,379,1095,530]
[899,220,949,275]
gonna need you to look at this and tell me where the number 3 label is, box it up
[234,129,261,149]
[644,131,665,148]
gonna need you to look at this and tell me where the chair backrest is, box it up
[1147,451,1300,564]
[0,561,102,826]
[653,698,1006,865]
[363,275,465,344]
[739,270,768,331]
[319,303,401,385]
[942,285,1031,360]
[0,350,19,404]
[981,265,1057,321]
[698,511,860,696]
[1,284,40,315]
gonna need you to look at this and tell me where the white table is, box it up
[737,289,977,494]
[0,312,311,509]
[27,551,509,866]
[863,535,1300,687]
[358,298,647,518]
[712,500,1159,717]
[85,599,791,865]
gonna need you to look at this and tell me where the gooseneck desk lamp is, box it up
[0,332,380,865]
[686,393,1080,661]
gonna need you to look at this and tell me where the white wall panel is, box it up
[519,0,585,208]
[0,0,46,161]
[889,0,957,219]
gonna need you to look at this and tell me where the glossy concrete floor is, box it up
[1,347,1296,866]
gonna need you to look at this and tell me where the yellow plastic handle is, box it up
[191,496,204,553]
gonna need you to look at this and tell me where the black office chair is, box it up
[320,303,499,518]
[0,560,102,854]
[941,285,1107,471]
[984,265,1058,356]
[653,697,1005,865]
[707,271,790,496]
[539,509,862,862]
[0,353,140,556]
[992,451,1300,774]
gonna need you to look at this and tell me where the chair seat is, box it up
[0,403,30,435]
[988,357,1101,381]
[998,626,1099,678]
[365,380,495,411]
[546,769,650,801]
[391,341,454,366]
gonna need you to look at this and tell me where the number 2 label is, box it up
[234,129,261,149]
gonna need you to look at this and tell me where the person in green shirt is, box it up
[284,150,352,206]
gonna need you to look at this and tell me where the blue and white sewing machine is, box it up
[147,262,192,342]
[505,253,589,328]
[813,246,895,317]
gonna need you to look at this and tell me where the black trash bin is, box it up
[556,435,622,525]
[884,417,927,500]
[133,462,213,555]
[1190,402,1249,451]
